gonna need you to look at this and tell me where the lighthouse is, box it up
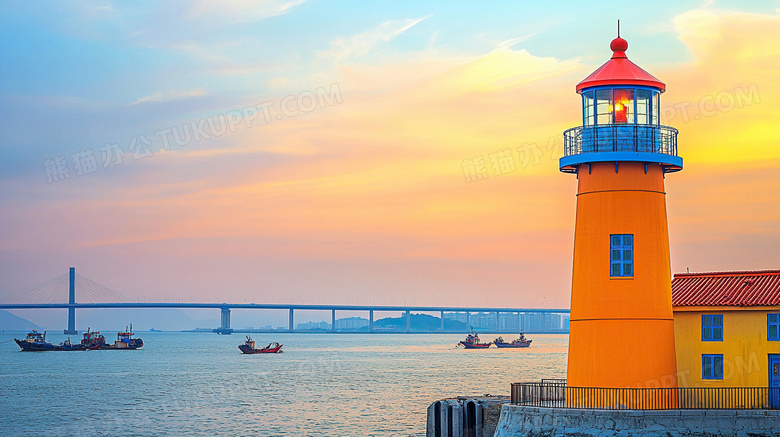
[561,32,682,390]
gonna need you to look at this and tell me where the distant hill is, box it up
[374,313,468,332]
[0,310,41,331]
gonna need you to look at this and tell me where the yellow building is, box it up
[672,270,780,398]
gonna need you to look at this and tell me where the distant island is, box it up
[372,313,469,332]
[0,310,41,331]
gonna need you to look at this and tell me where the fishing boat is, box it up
[14,330,55,352]
[100,325,143,350]
[457,332,492,349]
[238,336,283,354]
[56,337,84,351]
[80,328,107,350]
[55,328,106,350]
[493,334,532,348]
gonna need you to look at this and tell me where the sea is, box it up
[0,332,568,436]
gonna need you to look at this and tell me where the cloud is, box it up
[661,8,780,165]
[4,5,779,308]
[183,0,306,24]
[496,34,535,50]
[320,17,429,62]
[130,89,206,106]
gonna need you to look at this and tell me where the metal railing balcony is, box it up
[563,124,678,157]
[511,382,779,410]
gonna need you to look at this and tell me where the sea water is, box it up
[0,332,567,436]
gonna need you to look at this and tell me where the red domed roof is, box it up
[576,37,665,93]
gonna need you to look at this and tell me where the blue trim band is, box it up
[559,152,683,173]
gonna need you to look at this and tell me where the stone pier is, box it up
[493,404,780,437]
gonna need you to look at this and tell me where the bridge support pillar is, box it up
[289,308,294,332]
[496,311,500,332]
[64,267,78,335]
[440,310,445,332]
[405,310,411,333]
[369,310,374,332]
[215,307,233,334]
[466,311,470,331]
[331,309,336,332]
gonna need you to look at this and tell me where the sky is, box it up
[1,1,780,328]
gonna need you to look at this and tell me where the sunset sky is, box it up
[1,1,779,328]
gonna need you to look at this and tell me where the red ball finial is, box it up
[610,37,628,52]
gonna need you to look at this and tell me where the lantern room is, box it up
[581,87,660,126]
[559,35,682,174]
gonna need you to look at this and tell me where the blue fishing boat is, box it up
[56,338,84,351]
[493,334,532,348]
[14,330,55,352]
[100,325,143,350]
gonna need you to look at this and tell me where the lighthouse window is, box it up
[583,91,595,126]
[702,354,724,380]
[636,89,652,124]
[702,314,723,341]
[768,314,780,341]
[610,234,633,277]
[596,89,612,125]
[652,92,660,125]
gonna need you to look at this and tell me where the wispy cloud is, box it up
[183,0,306,24]
[320,16,430,62]
[130,89,206,106]
[496,34,535,50]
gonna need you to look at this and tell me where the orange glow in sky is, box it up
[1,3,779,321]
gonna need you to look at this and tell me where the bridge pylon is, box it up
[64,267,78,335]
[214,307,233,334]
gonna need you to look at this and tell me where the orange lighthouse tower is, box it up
[561,32,682,389]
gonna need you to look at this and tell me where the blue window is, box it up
[610,234,633,277]
[702,354,724,380]
[702,315,723,341]
[769,314,780,341]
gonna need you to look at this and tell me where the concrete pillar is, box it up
[466,311,470,331]
[220,308,231,330]
[215,307,233,334]
[405,310,411,333]
[369,309,374,333]
[496,311,501,332]
[440,310,445,332]
[518,312,522,332]
[331,309,336,332]
[289,308,294,332]
[64,267,77,335]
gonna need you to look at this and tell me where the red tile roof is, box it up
[672,270,780,307]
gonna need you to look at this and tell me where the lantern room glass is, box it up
[582,87,659,126]
[583,92,595,126]
[613,89,634,123]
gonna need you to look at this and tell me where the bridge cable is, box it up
[0,274,68,304]
[75,274,130,303]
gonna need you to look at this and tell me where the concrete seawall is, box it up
[493,404,780,436]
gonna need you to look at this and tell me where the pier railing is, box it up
[511,382,778,410]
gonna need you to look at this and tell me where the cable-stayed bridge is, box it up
[0,268,570,334]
